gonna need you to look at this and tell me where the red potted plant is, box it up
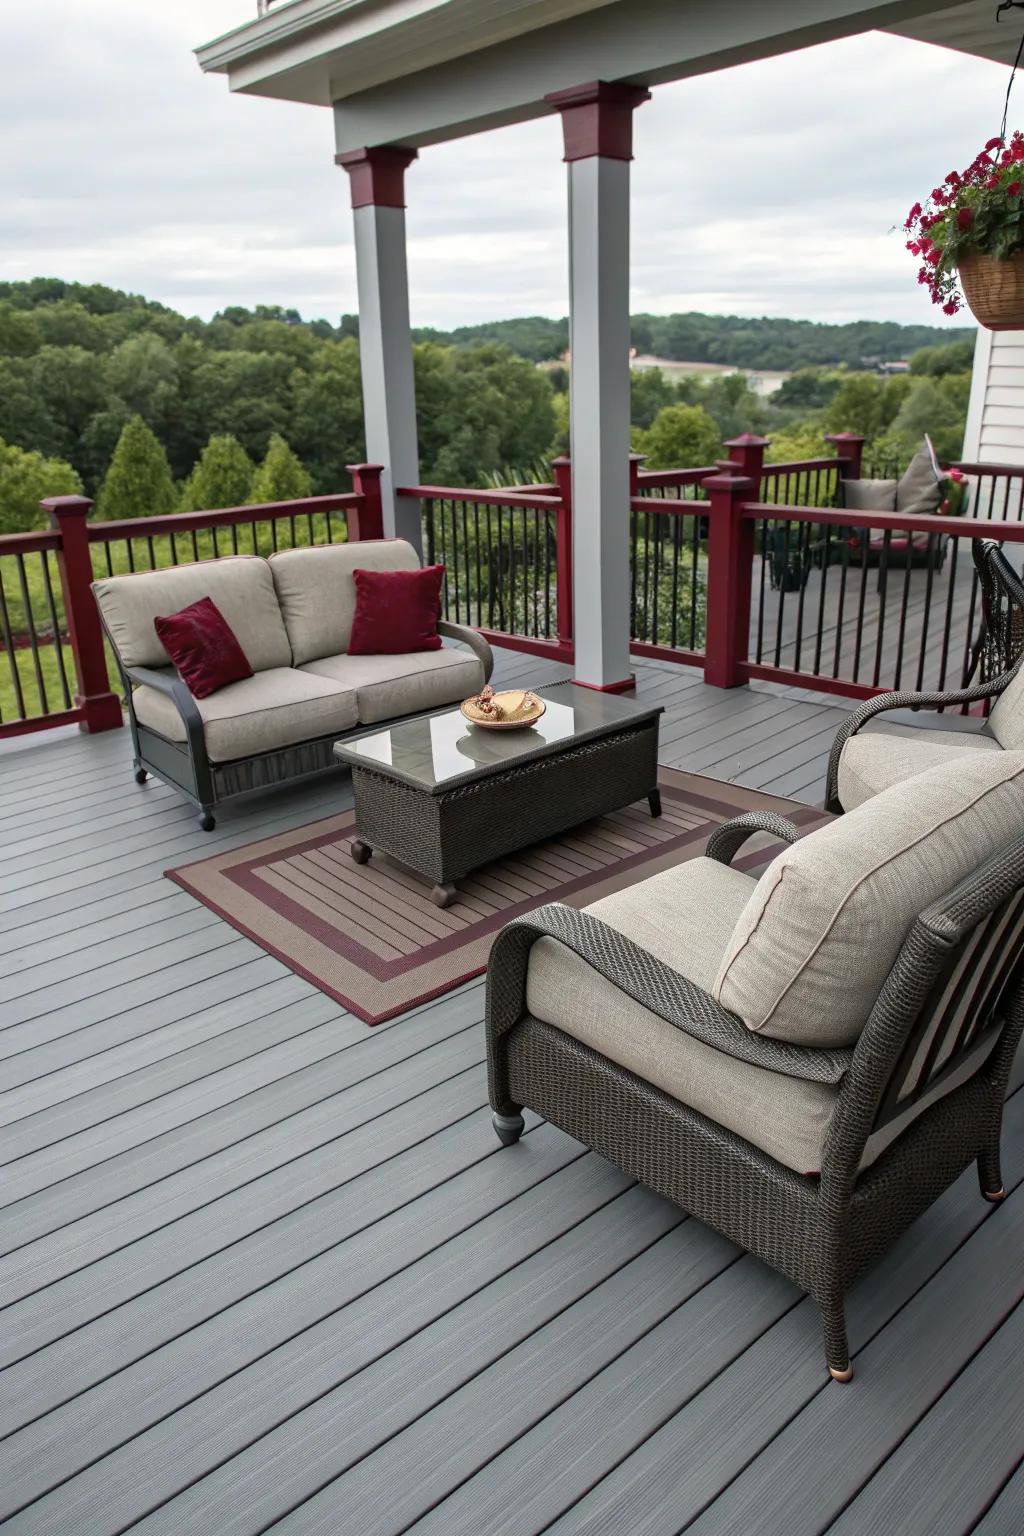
[906,131,1024,329]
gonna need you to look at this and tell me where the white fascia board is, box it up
[329,0,951,149]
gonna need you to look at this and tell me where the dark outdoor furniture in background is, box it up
[486,811,1024,1383]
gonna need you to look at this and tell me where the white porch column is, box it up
[548,81,649,690]
[336,145,422,549]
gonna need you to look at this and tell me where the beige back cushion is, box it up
[713,752,1024,1047]
[843,478,897,513]
[93,557,292,672]
[989,662,1024,750]
[897,441,943,516]
[269,539,421,665]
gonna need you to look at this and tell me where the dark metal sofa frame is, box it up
[486,810,1024,1383]
[101,614,493,831]
[825,539,1024,814]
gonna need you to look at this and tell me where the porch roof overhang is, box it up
[196,0,1014,150]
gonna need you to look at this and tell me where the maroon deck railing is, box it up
[0,466,380,739]
[8,439,1024,743]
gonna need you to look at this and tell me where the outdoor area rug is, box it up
[166,769,829,1025]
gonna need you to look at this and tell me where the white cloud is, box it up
[0,3,1012,329]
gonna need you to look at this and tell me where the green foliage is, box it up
[823,374,889,441]
[875,377,969,466]
[414,342,556,485]
[96,415,176,520]
[634,404,722,470]
[250,434,312,504]
[629,313,974,371]
[182,433,254,511]
[774,368,843,410]
[413,315,568,363]
[0,436,82,535]
[631,368,678,429]
[909,339,975,376]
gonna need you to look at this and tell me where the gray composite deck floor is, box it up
[1,650,1022,1536]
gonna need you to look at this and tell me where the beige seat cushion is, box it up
[301,647,485,725]
[838,722,1001,810]
[525,856,840,1176]
[93,557,291,672]
[269,540,421,666]
[989,664,1024,750]
[714,752,1024,1047]
[132,668,358,762]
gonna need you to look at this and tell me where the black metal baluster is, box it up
[473,503,483,629]
[915,535,939,692]
[851,543,870,683]
[892,539,914,691]
[812,526,831,677]
[937,537,959,694]
[40,551,72,709]
[0,563,26,719]
[14,554,47,714]
[191,530,200,561]
[792,521,811,672]
[832,543,850,679]
[125,539,136,573]
[871,532,892,688]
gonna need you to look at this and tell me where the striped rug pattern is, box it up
[167,769,825,1024]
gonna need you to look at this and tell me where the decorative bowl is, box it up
[460,688,546,730]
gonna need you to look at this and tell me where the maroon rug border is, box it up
[165,783,826,1026]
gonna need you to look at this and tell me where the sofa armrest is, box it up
[123,663,207,758]
[705,812,803,867]
[437,620,494,682]
[486,903,852,1097]
[824,669,1017,812]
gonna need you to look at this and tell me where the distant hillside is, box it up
[413,312,976,372]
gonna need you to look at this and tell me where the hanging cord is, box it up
[997,1,1024,143]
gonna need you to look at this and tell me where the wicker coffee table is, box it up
[333,682,664,906]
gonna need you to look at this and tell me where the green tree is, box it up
[0,436,82,535]
[95,416,176,520]
[182,433,254,511]
[288,339,365,492]
[250,433,312,503]
[631,367,677,429]
[823,374,888,442]
[634,403,722,470]
[909,339,975,376]
[882,378,967,466]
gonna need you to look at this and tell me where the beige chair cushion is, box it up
[269,540,421,666]
[92,558,291,672]
[714,752,1024,1047]
[897,441,943,516]
[843,478,897,512]
[526,855,840,1174]
[989,663,1024,750]
[838,723,1001,810]
[132,667,358,762]
[301,646,485,724]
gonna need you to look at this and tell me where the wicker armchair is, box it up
[826,540,1024,813]
[486,799,1024,1383]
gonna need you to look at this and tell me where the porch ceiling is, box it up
[196,0,999,149]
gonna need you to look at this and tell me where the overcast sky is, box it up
[1,2,1014,331]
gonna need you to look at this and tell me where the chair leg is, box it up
[819,1293,853,1383]
[492,1110,525,1147]
[978,1141,1005,1203]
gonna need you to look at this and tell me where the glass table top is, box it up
[334,682,661,793]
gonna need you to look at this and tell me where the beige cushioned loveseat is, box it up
[93,540,492,829]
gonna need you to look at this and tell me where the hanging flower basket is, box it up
[904,131,1024,329]
[958,247,1024,329]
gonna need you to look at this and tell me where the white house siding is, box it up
[962,327,1024,465]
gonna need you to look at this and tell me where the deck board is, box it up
[1,650,1020,1535]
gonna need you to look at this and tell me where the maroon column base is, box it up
[78,691,124,733]
[573,674,636,694]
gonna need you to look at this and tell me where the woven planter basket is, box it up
[959,248,1024,331]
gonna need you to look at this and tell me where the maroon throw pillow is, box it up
[348,564,445,655]
[153,596,253,699]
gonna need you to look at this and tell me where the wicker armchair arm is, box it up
[824,671,1014,812]
[486,903,852,1087]
[437,620,494,682]
[705,812,802,867]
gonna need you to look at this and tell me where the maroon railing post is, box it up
[628,452,646,497]
[825,432,866,481]
[345,463,385,540]
[703,470,755,689]
[41,495,123,733]
[551,454,574,646]
[724,433,770,488]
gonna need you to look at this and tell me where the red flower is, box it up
[986,175,1001,188]
[946,170,961,186]
[927,248,942,265]
[986,136,1004,151]
[942,300,960,315]
[906,240,920,254]
[1002,149,1014,164]
[1008,181,1022,196]
[957,206,974,230]
[1013,141,1024,162]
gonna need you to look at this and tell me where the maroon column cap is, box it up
[336,145,418,208]
[545,80,651,162]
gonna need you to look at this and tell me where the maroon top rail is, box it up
[398,484,561,509]
[86,493,361,542]
[740,502,1024,542]
[634,466,717,489]
[0,530,63,556]
[762,457,845,474]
